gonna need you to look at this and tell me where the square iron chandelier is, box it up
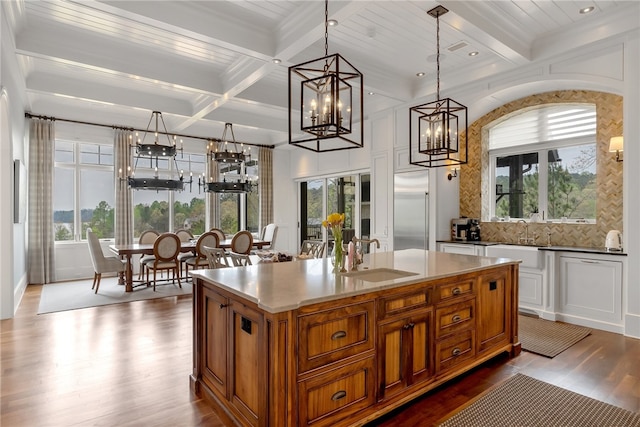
[288,0,363,152]
[409,5,468,168]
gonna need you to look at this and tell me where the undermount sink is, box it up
[485,244,542,269]
[340,268,418,282]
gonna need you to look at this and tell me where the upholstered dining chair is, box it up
[184,231,219,276]
[228,251,253,267]
[202,246,230,269]
[175,228,195,275]
[299,240,326,258]
[138,229,159,279]
[231,230,253,255]
[209,228,226,245]
[144,232,182,291]
[86,228,126,294]
[261,223,278,250]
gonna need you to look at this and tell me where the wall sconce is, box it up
[609,136,623,162]
[447,167,459,180]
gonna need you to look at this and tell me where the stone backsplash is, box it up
[459,90,623,249]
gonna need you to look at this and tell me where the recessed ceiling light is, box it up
[328,19,338,26]
[272,58,282,64]
[368,91,375,95]
[579,6,595,14]
[416,72,425,77]
[468,51,479,57]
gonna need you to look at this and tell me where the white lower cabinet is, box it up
[559,255,623,328]
[438,243,485,256]
[518,270,544,309]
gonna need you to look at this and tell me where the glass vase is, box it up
[331,238,345,273]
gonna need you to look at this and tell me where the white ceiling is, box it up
[2,0,636,148]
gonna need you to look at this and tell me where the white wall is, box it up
[1,7,28,319]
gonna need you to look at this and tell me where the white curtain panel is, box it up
[207,156,219,229]
[27,118,55,284]
[258,147,273,228]
[114,129,133,245]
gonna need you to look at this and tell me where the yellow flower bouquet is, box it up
[322,212,345,272]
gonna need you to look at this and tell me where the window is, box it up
[54,138,115,241]
[216,159,259,236]
[490,104,597,221]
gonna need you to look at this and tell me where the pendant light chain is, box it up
[324,0,329,57]
[436,10,441,101]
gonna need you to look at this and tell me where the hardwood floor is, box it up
[2,285,638,426]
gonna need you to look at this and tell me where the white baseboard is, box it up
[623,313,640,338]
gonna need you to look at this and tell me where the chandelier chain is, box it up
[436,10,441,101]
[324,0,329,57]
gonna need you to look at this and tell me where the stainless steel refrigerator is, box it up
[394,170,429,250]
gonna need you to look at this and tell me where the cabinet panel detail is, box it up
[299,357,376,426]
[298,301,375,372]
[477,269,510,353]
[378,288,432,319]
[435,300,475,339]
[437,279,475,303]
[202,287,228,396]
[519,271,543,307]
[436,330,476,374]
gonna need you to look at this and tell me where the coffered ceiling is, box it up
[2,0,636,148]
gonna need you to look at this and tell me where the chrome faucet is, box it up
[350,237,380,270]
[517,220,535,245]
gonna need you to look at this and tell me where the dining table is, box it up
[109,238,271,292]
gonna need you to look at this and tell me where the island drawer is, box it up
[436,278,475,303]
[298,301,375,373]
[435,329,476,374]
[377,287,433,320]
[298,357,376,426]
[434,299,475,339]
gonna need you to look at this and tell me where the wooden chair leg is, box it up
[94,273,102,294]
[176,267,182,288]
[92,272,98,290]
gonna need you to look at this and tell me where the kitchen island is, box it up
[190,249,521,427]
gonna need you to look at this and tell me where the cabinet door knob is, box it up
[452,347,462,357]
[331,330,347,340]
[452,314,461,323]
[452,287,462,295]
[331,390,347,401]
[219,303,228,309]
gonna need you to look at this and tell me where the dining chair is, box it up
[261,223,278,250]
[299,240,326,258]
[209,228,226,244]
[144,232,182,291]
[86,228,126,294]
[231,230,254,255]
[175,228,196,276]
[228,251,253,267]
[184,231,219,276]
[138,229,160,280]
[202,246,230,269]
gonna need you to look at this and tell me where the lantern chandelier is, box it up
[288,0,363,152]
[123,110,193,191]
[200,123,253,193]
[409,5,468,168]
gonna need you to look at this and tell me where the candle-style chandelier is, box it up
[288,0,363,152]
[122,110,193,191]
[409,5,468,168]
[200,123,252,193]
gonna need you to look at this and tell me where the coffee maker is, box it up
[451,218,481,241]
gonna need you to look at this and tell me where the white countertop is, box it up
[189,249,519,313]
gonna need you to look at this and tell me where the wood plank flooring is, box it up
[2,285,639,426]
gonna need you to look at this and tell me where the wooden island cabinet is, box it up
[190,249,521,427]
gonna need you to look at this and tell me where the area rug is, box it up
[438,374,640,427]
[519,314,591,358]
[38,277,192,314]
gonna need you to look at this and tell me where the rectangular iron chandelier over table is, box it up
[410,5,468,168]
[288,0,363,152]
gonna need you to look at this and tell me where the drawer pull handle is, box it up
[452,347,462,357]
[452,314,461,323]
[219,303,228,309]
[331,330,347,340]
[452,287,462,295]
[331,390,347,401]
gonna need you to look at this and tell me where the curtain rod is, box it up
[24,112,275,149]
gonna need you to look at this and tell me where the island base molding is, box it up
[191,259,520,426]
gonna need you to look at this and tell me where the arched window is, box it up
[488,104,597,222]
